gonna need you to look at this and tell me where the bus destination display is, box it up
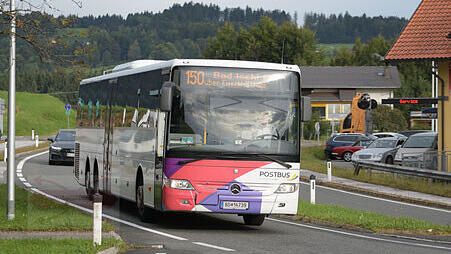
[183,68,270,89]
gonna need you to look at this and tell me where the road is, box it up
[16,152,451,254]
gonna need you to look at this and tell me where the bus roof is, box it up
[80,59,300,85]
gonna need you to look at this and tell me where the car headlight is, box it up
[164,178,195,190]
[275,183,298,193]
[374,153,383,159]
[51,146,62,151]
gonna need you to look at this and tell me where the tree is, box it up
[0,1,90,67]
[203,16,322,66]
[127,40,142,61]
[373,105,407,132]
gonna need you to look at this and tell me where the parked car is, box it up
[332,139,374,162]
[325,133,375,159]
[352,137,404,164]
[397,130,431,137]
[373,132,407,140]
[394,132,438,168]
[48,129,75,165]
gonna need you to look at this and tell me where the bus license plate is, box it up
[67,153,75,157]
[221,201,249,210]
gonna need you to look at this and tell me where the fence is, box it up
[353,160,451,182]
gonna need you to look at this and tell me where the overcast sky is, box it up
[42,0,421,24]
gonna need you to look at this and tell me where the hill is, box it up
[0,91,76,136]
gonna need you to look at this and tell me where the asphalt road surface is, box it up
[16,152,451,254]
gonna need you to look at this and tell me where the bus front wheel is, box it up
[243,214,265,226]
[136,174,155,222]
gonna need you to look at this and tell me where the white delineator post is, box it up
[35,135,39,148]
[31,129,34,140]
[327,159,332,182]
[310,174,316,204]
[3,141,7,162]
[93,194,102,246]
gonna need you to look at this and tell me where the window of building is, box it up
[312,106,326,119]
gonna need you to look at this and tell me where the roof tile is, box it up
[385,0,451,61]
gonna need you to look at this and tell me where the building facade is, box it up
[385,0,450,171]
[300,66,401,122]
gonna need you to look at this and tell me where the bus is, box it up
[74,59,311,226]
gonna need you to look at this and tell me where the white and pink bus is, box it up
[74,59,310,226]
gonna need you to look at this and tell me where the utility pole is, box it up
[7,0,16,221]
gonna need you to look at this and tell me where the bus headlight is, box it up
[275,183,297,193]
[164,178,195,190]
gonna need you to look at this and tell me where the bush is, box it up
[302,113,332,140]
[372,105,407,132]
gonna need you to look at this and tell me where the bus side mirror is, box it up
[160,82,175,112]
[301,96,311,122]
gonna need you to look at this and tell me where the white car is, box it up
[373,132,407,140]
[352,137,404,164]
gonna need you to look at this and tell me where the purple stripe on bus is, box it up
[164,158,191,178]
[200,180,262,213]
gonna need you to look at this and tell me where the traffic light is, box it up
[357,93,377,110]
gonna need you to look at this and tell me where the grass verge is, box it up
[301,145,451,198]
[0,238,126,254]
[296,200,451,235]
[0,185,114,231]
[0,91,76,136]
[0,142,49,161]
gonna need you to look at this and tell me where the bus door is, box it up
[102,78,116,194]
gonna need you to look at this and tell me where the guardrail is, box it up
[353,160,451,182]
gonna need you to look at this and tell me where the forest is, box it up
[0,2,428,125]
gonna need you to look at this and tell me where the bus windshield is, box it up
[168,67,299,159]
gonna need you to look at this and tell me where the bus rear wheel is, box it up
[243,214,265,226]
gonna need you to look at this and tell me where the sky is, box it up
[43,0,421,25]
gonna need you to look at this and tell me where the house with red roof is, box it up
[385,0,450,171]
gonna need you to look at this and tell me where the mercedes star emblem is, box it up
[230,183,241,195]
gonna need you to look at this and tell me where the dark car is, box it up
[332,139,374,162]
[325,133,375,159]
[48,129,75,165]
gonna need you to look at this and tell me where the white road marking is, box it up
[19,177,26,182]
[267,218,451,251]
[17,151,48,171]
[23,182,32,187]
[300,182,451,213]
[192,242,235,252]
[16,173,23,177]
[29,187,188,241]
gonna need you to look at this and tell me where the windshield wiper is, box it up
[177,158,203,165]
[219,152,292,169]
[255,154,292,169]
[177,154,292,169]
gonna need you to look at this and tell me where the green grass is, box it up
[298,200,451,235]
[0,185,114,231]
[0,91,76,136]
[301,145,451,198]
[0,238,125,254]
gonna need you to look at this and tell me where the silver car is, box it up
[352,137,404,164]
[394,132,438,169]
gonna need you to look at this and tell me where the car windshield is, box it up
[403,135,435,148]
[367,139,397,148]
[168,67,299,158]
[56,131,75,141]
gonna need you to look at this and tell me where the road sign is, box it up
[421,107,437,119]
[382,97,448,105]
[65,104,71,111]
